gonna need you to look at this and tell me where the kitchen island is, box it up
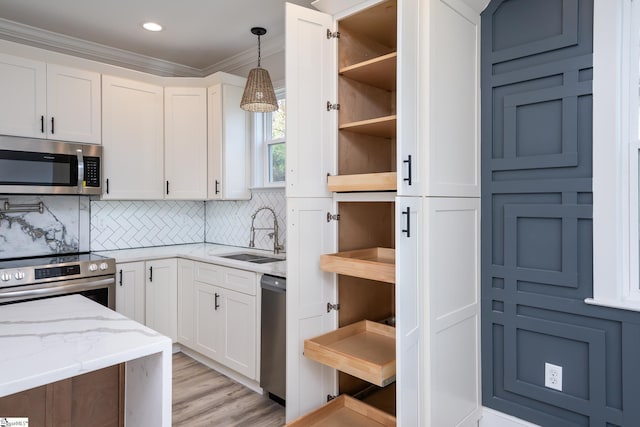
[0,294,172,426]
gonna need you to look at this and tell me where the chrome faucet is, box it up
[249,206,284,254]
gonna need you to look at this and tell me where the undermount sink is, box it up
[220,253,284,264]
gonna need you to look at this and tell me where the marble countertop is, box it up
[0,295,171,397]
[95,243,287,277]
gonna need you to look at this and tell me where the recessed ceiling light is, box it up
[142,22,163,32]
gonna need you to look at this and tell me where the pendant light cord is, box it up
[257,34,262,67]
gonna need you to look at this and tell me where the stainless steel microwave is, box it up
[0,136,102,195]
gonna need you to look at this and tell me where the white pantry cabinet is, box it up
[179,261,258,380]
[0,53,101,144]
[115,261,146,325]
[164,87,208,200]
[145,258,178,342]
[207,80,251,200]
[102,75,164,200]
[285,0,481,425]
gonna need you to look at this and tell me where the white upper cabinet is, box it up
[102,75,164,200]
[285,3,335,198]
[164,87,208,200]
[46,64,101,144]
[207,82,251,200]
[0,53,101,144]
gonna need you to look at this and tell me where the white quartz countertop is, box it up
[95,243,286,277]
[0,295,172,397]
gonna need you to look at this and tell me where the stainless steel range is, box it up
[0,253,116,308]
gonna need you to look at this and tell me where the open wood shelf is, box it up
[339,52,397,91]
[328,172,397,192]
[321,248,395,283]
[285,394,396,426]
[339,115,396,138]
[304,320,396,387]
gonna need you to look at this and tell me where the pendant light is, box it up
[240,27,278,112]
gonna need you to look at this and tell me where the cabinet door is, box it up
[115,261,145,324]
[286,197,337,421]
[220,288,256,379]
[207,83,250,200]
[0,384,47,425]
[145,258,177,342]
[194,280,222,360]
[164,87,207,200]
[46,64,101,144]
[177,259,195,347]
[285,3,335,198]
[0,53,46,138]
[395,196,421,426]
[102,75,164,200]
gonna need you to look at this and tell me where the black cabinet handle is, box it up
[403,155,413,186]
[215,293,220,310]
[40,116,44,133]
[119,269,123,286]
[149,266,153,282]
[166,181,169,195]
[106,178,110,194]
[51,117,55,134]
[215,180,220,195]
[402,207,411,238]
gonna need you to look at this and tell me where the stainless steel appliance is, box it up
[260,274,286,404]
[0,253,116,308]
[0,135,102,195]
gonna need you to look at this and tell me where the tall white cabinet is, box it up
[285,0,481,425]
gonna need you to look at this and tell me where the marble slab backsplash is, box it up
[205,189,286,252]
[0,195,88,259]
[90,200,205,251]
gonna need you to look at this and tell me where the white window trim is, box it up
[251,86,286,189]
[590,0,640,311]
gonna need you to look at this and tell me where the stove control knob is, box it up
[88,263,98,272]
[14,271,25,280]
[1,273,11,282]
[99,262,109,271]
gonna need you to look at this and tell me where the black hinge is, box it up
[326,101,340,111]
[327,394,338,402]
[327,302,340,313]
[326,29,341,39]
[326,212,340,222]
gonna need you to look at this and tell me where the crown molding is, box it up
[0,18,208,77]
[202,33,286,76]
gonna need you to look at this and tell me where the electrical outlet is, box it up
[545,362,563,391]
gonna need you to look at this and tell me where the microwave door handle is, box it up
[76,149,84,194]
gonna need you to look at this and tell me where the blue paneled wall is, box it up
[481,1,640,425]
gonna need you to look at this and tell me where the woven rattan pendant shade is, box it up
[240,67,278,112]
[240,27,278,113]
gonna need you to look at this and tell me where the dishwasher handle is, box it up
[261,275,286,293]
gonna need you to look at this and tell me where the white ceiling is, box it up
[0,0,315,76]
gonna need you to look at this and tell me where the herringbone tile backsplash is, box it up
[90,189,286,252]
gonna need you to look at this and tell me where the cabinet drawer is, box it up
[194,262,256,295]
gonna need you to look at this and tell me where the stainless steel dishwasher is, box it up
[260,274,286,404]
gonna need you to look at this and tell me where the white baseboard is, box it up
[480,408,541,427]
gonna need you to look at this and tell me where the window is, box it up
[591,0,640,310]
[252,91,286,187]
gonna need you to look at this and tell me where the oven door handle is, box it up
[0,277,115,300]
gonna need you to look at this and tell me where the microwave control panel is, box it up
[84,157,100,187]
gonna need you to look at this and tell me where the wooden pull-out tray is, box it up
[320,248,395,283]
[327,172,397,192]
[285,395,396,426]
[304,320,396,387]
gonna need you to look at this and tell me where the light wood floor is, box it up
[172,352,285,427]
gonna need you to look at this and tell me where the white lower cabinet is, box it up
[145,258,178,342]
[179,260,258,380]
[115,261,145,325]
